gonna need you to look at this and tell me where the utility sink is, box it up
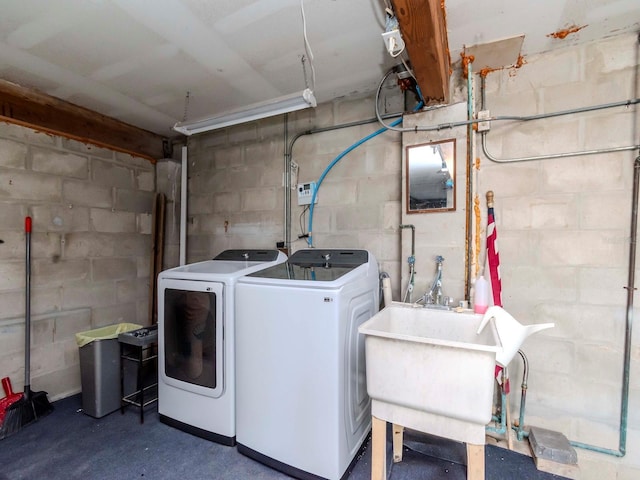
[360,301,553,480]
[359,302,500,443]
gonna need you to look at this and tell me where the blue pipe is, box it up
[307,100,424,247]
[306,118,402,246]
[486,388,508,436]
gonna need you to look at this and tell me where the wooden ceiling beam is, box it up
[391,0,451,104]
[0,80,167,163]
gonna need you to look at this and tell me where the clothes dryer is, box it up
[235,249,379,480]
[157,249,286,445]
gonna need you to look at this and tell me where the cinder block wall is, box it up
[183,89,406,283]
[183,117,287,261]
[476,33,640,479]
[0,123,155,400]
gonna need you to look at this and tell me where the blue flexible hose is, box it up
[306,119,401,246]
[307,100,423,247]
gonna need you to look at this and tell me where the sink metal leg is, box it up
[466,443,485,480]
[371,416,387,480]
[392,424,404,463]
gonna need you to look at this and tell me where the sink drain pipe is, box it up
[487,349,530,442]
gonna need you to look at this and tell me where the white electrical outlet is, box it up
[382,30,404,56]
[297,182,318,206]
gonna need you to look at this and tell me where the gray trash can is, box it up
[75,323,142,418]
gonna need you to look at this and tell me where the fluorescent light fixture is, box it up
[173,88,317,135]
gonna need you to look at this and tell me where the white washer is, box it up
[235,249,379,480]
[157,249,286,445]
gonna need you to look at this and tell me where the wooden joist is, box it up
[391,0,451,104]
[0,79,166,163]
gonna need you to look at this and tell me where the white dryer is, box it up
[157,249,286,445]
[235,249,379,480]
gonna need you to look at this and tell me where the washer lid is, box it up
[288,249,368,268]
[246,249,369,282]
[159,250,286,277]
[168,260,266,275]
[213,249,283,262]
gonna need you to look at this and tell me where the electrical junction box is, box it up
[297,182,318,206]
[477,110,491,132]
[382,29,404,56]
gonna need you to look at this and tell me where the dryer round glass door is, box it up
[159,278,224,398]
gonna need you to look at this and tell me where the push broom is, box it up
[0,217,53,440]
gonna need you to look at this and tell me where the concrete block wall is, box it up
[476,33,640,479]
[182,90,405,281]
[183,125,286,262]
[0,123,155,400]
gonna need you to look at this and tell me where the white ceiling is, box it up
[0,0,638,138]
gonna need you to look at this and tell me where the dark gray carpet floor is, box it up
[0,395,568,480]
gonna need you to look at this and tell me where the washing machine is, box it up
[157,249,286,445]
[235,249,379,480]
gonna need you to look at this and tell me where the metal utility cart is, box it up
[118,325,158,423]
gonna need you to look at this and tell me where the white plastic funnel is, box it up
[476,306,554,367]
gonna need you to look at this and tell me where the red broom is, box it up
[0,217,53,440]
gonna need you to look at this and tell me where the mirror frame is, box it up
[405,138,456,214]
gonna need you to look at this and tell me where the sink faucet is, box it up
[429,255,444,305]
[414,255,451,308]
[425,255,447,307]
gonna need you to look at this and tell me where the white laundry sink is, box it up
[359,301,501,444]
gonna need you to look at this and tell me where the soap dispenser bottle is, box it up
[474,275,489,314]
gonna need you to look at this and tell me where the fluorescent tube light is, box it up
[173,88,317,135]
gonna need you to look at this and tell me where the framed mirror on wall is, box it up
[406,139,456,213]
